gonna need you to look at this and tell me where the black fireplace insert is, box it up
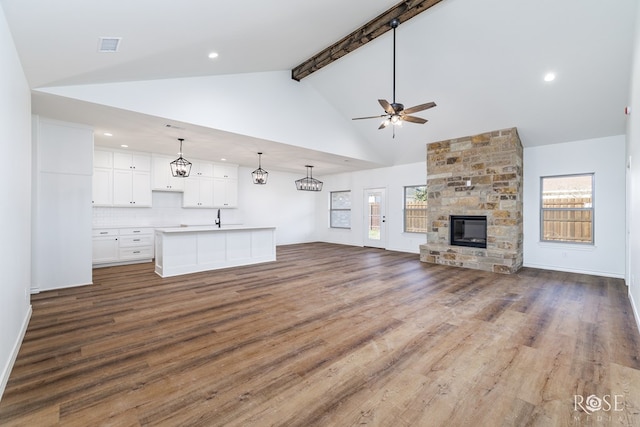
[450,215,487,248]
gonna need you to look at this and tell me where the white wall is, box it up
[523,135,626,278]
[315,162,428,253]
[93,167,318,246]
[0,6,32,399]
[626,4,640,331]
[238,167,318,245]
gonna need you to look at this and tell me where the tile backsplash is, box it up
[92,191,241,228]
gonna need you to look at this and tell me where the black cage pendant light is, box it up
[170,138,192,178]
[251,152,268,184]
[295,165,323,191]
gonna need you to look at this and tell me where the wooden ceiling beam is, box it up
[291,0,444,81]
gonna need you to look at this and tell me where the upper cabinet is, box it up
[113,169,152,206]
[92,148,238,209]
[113,152,151,171]
[182,159,215,208]
[213,163,238,180]
[152,154,185,192]
[93,148,152,207]
[93,149,113,206]
[190,160,214,178]
[212,164,238,208]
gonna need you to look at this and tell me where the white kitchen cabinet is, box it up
[212,163,238,208]
[92,229,119,264]
[94,149,113,169]
[152,154,185,192]
[92,167,113,206]
[93,227,154,266]
[113,169,152,207]
[213,163,238,180]
[113,151,151,172]
[92,148,152,207]
[92,149,113,206]
[183,175,214,207]
[213,177,238,208]
[190,160,214,178]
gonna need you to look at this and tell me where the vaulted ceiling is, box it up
[1,0,636,174]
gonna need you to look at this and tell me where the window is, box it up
[404,185,428,233]
[540,174,594,244]
[330,191,351,228]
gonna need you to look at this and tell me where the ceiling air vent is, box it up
[98,37,122,53]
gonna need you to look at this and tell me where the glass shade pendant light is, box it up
[295,165,323,191]
[170,138,192,178]
[251,152,268,184]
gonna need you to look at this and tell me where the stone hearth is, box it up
[419,128,523,274]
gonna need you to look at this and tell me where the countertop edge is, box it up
[155,225,276,233]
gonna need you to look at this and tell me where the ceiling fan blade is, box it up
[401,115,428,124]
[403,102,436,115]
[352,114,387,120]
[378,99,395,115]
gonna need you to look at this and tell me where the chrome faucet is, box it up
[214,209,221,228]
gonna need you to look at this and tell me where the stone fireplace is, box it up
[419,128,523,274]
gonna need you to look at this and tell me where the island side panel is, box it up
[154,227,276,278]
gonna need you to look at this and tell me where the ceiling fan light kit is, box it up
[352,18,436,137]
[170,138,192,178]
[295,165,323,191]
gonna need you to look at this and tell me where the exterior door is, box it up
[363,188,386,248]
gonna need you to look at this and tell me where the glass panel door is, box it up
[363,188,386,248]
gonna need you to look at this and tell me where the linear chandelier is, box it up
[295,165,323,191]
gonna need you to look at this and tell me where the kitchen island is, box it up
[154,225,276,277]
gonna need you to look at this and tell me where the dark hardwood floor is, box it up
[1,243,639,426]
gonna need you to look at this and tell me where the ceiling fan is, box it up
[352,18,436,137]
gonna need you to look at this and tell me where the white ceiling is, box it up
[1,0,636,175]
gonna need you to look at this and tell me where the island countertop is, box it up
[155,224,276,233]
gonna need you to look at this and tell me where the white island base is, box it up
[154,225,276,278]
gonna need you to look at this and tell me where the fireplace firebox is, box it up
[450,215,487,248]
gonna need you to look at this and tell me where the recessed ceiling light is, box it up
[208,52,219,59]
[120,144,128,148]
[544,72,556,82]
[220,158,227,161]
[103,132,113,137]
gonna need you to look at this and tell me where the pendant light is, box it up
[170,138,192,178]
[295,165,323,191]
[251,152,268,184]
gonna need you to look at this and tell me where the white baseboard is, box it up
[0,305,32,401]
[629,287,640,337]
[522,262,625,279]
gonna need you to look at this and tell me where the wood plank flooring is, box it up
[1,242,639,426]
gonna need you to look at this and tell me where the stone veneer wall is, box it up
[419,128,523,274]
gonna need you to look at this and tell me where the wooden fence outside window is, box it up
[541,197,592,243]
[405,201,428,233]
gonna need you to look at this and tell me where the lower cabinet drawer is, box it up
[119,246,154,260]
[119,235,153,247]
